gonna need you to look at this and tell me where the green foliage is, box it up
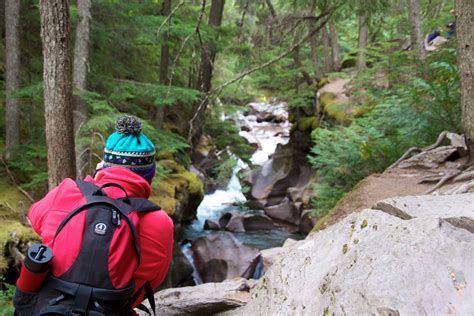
[0,278,15,316]
[309,48,461,217]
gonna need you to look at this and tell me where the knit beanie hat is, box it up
[103,115,156,183]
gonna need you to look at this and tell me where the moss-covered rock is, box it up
[319,92,337,109]
[295,116,320,132]
[324,101,354,125]
[151,159,204,223]
[317,78,329,89]
[0,176,39,273]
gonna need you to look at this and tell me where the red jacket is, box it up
[28,167,174,306]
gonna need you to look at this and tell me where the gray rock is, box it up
[243,214,276,231]
[373,193,474,221]
[191,232,261,283]
[203,219,221,230]
[235,204,474,315]
[225,215,246,233]
[136,278,257,316]
[299,209,317,234]
[264,197,301,225]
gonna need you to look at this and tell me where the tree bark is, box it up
[0,0,5,39]
[5,0,21,159]
[357,11,368,70]
[407,0,426,60]
[155,0,172,131]
[40,0,76,189]
[73,0,91,134]
[73,0,91,179]
[328,17,341,71]
[456,0,474,157]
[190,0,225,146]
[321,24,333,74]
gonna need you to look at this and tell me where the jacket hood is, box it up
[88,166,152,199]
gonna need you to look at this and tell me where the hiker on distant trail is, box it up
[14,115,174,315]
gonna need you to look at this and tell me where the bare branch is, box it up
[156,0,185,37]
[167,0,207,96]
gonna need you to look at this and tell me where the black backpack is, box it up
[32,180,159,316]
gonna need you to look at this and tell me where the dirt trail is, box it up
[318,78,350,103]
[314,161,469,231]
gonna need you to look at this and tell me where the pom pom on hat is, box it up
[103,115,156,183]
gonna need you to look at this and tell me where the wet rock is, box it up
[235,196,474,315]
[264,197,302,226]
[218,212,233,228]
[191,232,261,283]
[240,125,252,132]
[225,215,246,233]
[217,213,277,232]
[243,214,276,231]
[203,219,221,230]
[137,278,257,316]
[157,243,195,291]
[239,131,261,150]
[299,209,317,234]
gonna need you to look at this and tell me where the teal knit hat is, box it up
[103,115,156,182]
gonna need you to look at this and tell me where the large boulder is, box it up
[211,212,277,232]
[264,198,301,226]
[157,243,195,290]
[136,278,257,315]
[191,232,261,283]
[233,194,474,315]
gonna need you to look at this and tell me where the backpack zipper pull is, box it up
[112,210,120,226]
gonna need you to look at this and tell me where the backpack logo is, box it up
[94,223,107,235]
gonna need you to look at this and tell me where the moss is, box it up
[151,159,204,216]
[324,101,353,125]
[360,219,368,229]
[342,244,349,254]
[297,116,319,132]
[317,78,329,89]
[288,112,296,123]
[0,177,32,220]
[319,92,337,109]
[0,220,39,272]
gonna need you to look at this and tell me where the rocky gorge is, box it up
[138,122,474,315]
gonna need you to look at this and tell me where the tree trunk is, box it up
[456,0,474,157]
[0,0,5,39]
[328,17,341,71]
[357,11,369,70]
[190,0,225,146]
[321,24,333,74]
[40,0,76,189]
[397,0,405,35]
[5,0,21,159]
[407,0,426,60]
[155,0,172,131]
[73,0,91,179]
[309,32,322,76]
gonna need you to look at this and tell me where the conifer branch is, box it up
[156,0,185,37]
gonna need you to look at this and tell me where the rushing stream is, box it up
[183,101,304,252]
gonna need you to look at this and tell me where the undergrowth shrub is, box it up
[309,48,460,218]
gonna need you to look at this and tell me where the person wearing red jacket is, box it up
[14,116,174,315]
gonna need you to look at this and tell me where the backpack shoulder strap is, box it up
[128,198,161,213]
[75,179,100,198]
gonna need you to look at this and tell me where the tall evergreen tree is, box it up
[407,0,426,60]
[73,0,92,179]
[40,0,76,189]
[189,0,225,146]
[357,11,369,70]
[456,0,474,157]
[5,0,20,159]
